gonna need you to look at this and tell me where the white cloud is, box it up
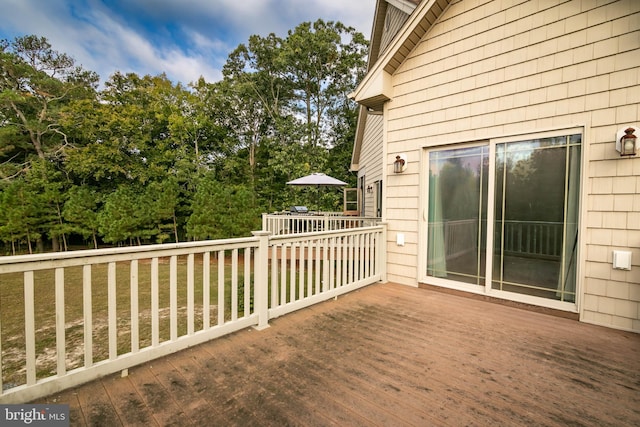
[0,0,375,86]
[186,0,375,39]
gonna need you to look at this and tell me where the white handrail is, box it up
[262,213,380,236]
[429,219,564,260]
[0,225,386,403]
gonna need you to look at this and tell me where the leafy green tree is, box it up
[0,160,71,253]
[0,35,98,179]
[65,73,187,185]
[98,185,147,245]
[24,159,70,251]
[220,34,294,195]
[218,20,367,211]
[187,174,261,240]
[64,74,208,240]
[282,20,367,154]
[171,78,226,177]
[144,178,181,243]
[325,93,359,188]
[62,185,101,249]
[223,33,293,124]
[0,178,41,254]
[0,22,368,252]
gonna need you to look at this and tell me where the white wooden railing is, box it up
[445,220,478,259]
[501,220,563,259]
[0,225,386,403]
[431,219,563,260]
[263,213,380,236]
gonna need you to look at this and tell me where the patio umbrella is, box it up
[286,173,347,211]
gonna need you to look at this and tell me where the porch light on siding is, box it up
[617,127,638,157]
[394,154,407,173]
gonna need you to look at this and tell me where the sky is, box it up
[0,0,376,86]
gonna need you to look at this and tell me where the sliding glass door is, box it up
[427,145,488,286]
[426,132,581,304]
[493,135,581,302]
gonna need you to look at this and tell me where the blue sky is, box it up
[0,0,375,86]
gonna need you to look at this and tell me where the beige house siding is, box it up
[583,145,640,331]
[359,114,384,216]
[354,1,417,218]
[380,0,639,330]
[380,4,414,53]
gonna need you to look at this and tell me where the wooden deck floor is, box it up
[38,283,640,426]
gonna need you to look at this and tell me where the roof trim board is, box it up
[352,0,451,109]
[350,0,434,171]
[387,0,422,15]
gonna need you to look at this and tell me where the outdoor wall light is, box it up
[366,185,373,194]
[393,154,407,173]
[616,126,638,157]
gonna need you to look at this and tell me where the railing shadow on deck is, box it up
[0,224,387,403]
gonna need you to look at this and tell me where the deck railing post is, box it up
[252,230,271,330]
[379,222,388,283]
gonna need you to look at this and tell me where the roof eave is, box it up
[352,0,451,108]
[353,70,393,110]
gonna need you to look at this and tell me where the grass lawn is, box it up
[0,245,348,390]
[0,254,254,388]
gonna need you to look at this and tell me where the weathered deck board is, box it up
[38,283,640,426]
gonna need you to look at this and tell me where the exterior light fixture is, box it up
[618,127,638,157]
[366,185,373,194]
[393,154,407,173]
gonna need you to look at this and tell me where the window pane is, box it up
[492,136,581,302]
[427,146,488,285]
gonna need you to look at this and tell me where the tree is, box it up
[282,20,368,155]
[23,159,69,252]
[220,34,294,194]
[63,73,214,237]
[98,186,147,245]
[325,92,360,187]
[172,77,226,176]
[0,22,368,252]
[187,174,261,240]
[219,20,367,210]
[0,35,98,179]
[0,179,37,254]
[62,186,101,249]
[144,178,181,243]
[64,73,182,185]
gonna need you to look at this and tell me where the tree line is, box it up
[0,21,368,254]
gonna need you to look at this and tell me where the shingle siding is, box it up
[359,114,383,217]
[380,5,414,54]
[381,0,639,331]
[357,1,418,218]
